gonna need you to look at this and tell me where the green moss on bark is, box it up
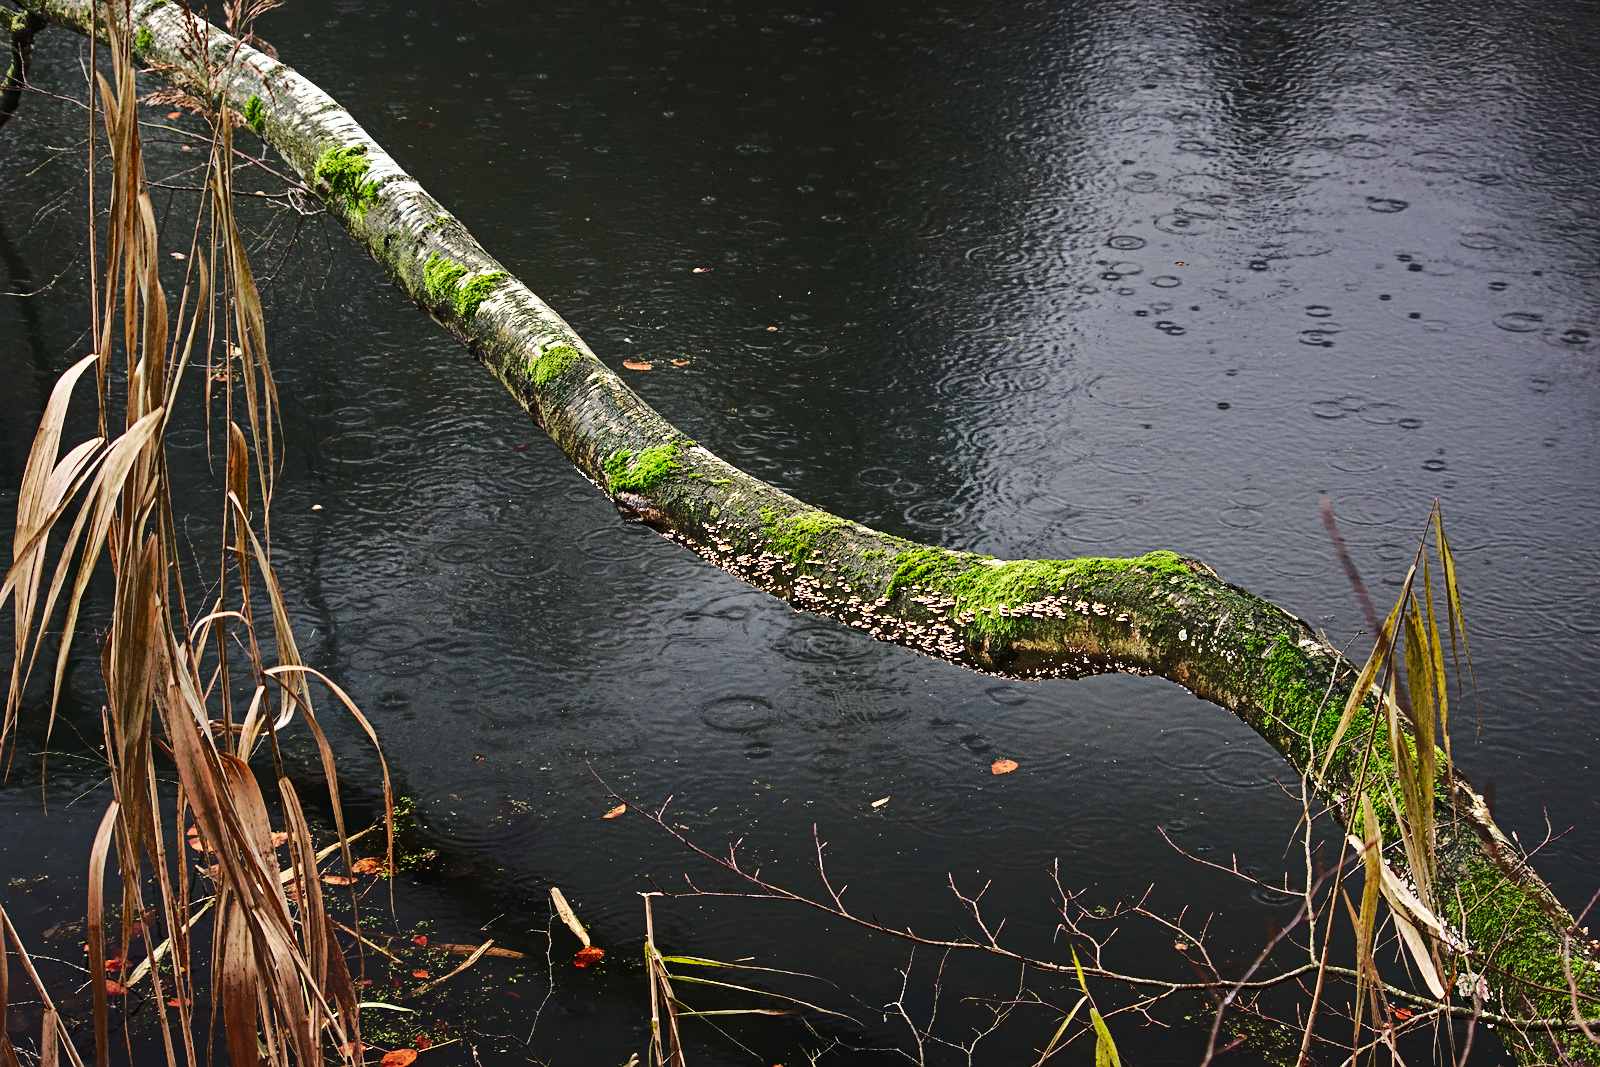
[530,344,581,386]
[422,254,505,321]
[455,270,506,320]
[243,93,266,134]
[889,550,1193,639]
[605,442,683,492]
[134,25,152,51]
[761,509,850,564]
[315,145,379,219]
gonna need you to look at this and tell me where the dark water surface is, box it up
[3,0,1599,1063]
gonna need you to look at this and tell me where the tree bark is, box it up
[18,1,1600,1059]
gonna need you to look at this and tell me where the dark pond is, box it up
[3,0,1599,1063]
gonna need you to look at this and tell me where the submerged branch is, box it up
[15,1,1600,1061]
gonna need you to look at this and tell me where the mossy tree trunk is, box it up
[14,1,1600,1059]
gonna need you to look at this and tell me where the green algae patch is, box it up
[530,344,582,386]
[315,145,379,219]
[762,509,849,564]
[422,254,505,321]
[606,441,684,492]
[243,94,267,134]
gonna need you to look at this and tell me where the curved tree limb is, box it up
[16,1,1600,1061]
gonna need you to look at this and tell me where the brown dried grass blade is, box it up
[1401,597,1436,892]
[551,887,592,948]
[229,492,311,729]
[1420,548,1452,770]
[1317,589,1405,783]
[37,409,165,732]
[87,801,119,1067]
[0,908,14,1067]
[1432,504,1476,695]
[0,910,85,1067]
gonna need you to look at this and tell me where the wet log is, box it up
[15,1,1600,1059]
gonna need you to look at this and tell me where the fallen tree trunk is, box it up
[12,1,1600,1059]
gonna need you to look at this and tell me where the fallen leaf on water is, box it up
[412,935,429,947]
[339,1042,362,1057]
[322,874,355,885]
[1174,942,1189,952]
[352,856,386,875]
[417,120,433,130]
[167,111,181,119]
[357,979,373,986]
[166,997,193,1008]
[381,1051,418,1067]
[103,957,123,972]
[622,359,653,371]
[106,980,130,995]
[411,970,429,979]
[692,267,711,273]
[270,831,290,847]
[170,252,186,260]
[603,804,627,819]
[1393,1007,1412,1021]
[506,990,521,997]
[513,444,531,452]
[672,359,691,367]
[415,1036,433,1051]
[871,797,889,809]
[311,504,324,510]
[991,759,1019,775]
[574,946,605,967]
[766,326,778,331]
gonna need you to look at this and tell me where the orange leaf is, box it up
[352,857,386,875]
[412,935,429,947]
[990,759,1019,775]
[103,957,123,972]
[415,1036,433,1051]
[672,359,690,367]
[411,970,429,979]
[574,946,605,967]
[270,831,290,847]
[322,874,355,885]
[381,1051,418,1067]
[166,111,181,119]
[166,997,193,1008]
[602,804,627,819]
[622,359,653,371]
[105,979,130,995]
[1393,1007,1413,1020]
[692,267,710,273]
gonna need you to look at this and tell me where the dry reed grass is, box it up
[1,3,390,1065]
